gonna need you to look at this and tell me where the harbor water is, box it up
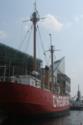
[1,111,83,125]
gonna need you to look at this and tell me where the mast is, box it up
[51,45,54,88]
[30,2,40,71]
[49,34,54,91]
[77,84,81,101]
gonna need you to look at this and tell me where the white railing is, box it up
[0,74,41,88]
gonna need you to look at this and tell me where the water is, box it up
[1,111,83,125]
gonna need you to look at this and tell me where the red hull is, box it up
[0,82,70,115]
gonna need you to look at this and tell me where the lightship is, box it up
[0,2,71,117]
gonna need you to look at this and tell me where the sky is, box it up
[0,0,83,97]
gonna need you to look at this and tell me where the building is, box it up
[0,43,42,79]
[52,57,71,95]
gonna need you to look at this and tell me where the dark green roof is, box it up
[0,43,42,75]
[0,42,42,65]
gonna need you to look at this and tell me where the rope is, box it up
[24,25,33,53]
[18,25,33,51]
[37,25,49,65]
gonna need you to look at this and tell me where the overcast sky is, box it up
[0,0,83,96]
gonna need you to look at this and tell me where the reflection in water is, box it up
[1,111,83,125]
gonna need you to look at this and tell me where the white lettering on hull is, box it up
[53,95,69,108]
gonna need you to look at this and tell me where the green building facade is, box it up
[0,43,42,77]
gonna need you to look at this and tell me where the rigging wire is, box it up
[18,24,33,51]
[24,25,33,53]
[54,54,56,62]
[37,25,49,66]
[17,24,33,74]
